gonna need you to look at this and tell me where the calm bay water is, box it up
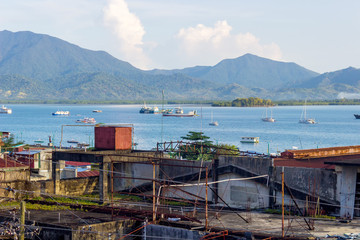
[0,104,359,154]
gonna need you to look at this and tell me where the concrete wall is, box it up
[218,173,269,209]
[0,167,29,182]
[113,162,157,191]
[144,224,204,240]
[61,168,77,179]
[274,166,338,203]
[72,219,139,240]
[0,177,99,199]
[37,219,139,240]
[219,156,272,176]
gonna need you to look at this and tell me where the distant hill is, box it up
[296,67,360,88]
[0,30,358,101]
[148,54,319,89]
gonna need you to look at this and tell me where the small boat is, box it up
[299,100,316,124]
[34,139,44,145]
[139,104,160,114]
[354,114,360,119]
[52,110,70,116]
[67,139,79,144]
[262,107,275,122]
[93,110,102,113]
[209,111,219,126]
[0,105,12,114]
[76,117,96,124]
[240,137,260,143]
[162,107,197,117]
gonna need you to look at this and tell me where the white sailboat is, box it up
[262,107,275,122]
[209,111,219,126]
[299,100,316,124]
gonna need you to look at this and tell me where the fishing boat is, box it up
[52,110,70,116]
[139,102,160,114]
[262,107,275,122]
[240,137,260,143]
[76,117,96,124]
[162,107,197,117]
[209,111,219,126]
[0,105,12,114]
[299,100,316,124]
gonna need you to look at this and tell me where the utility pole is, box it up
[20,201,26,240]
[281,167,285,238]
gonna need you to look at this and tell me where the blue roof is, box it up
[15,150,41,155]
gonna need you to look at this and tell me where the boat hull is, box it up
[163,114,196,117]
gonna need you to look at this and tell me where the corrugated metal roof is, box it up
[14,150,41,155]
[65,161,92,167]
[0,158,28,168]
[77,170,99,178]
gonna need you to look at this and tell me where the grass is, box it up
[0,201,70,211]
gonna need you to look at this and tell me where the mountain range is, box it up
[0,30,359,101]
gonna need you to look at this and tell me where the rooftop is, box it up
[14,150,41,155]
[0,158,28,168]
[77,170,99,177]
[65,161,92,167]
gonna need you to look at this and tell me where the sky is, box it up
[0,0,359,73]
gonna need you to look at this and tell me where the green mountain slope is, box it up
[148,54,319,89]
[0,30,358,101]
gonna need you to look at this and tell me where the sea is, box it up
[0,104,360,154]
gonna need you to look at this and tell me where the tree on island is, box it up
[212,97,273,107]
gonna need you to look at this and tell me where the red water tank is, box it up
[95,126,133,150]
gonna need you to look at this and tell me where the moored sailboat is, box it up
[299,100,316,124]
[209,111,219,126]
[262,107,275,122]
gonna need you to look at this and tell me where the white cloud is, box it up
[103,0,150,69]
[175,20,282,66]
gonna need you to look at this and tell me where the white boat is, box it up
[299,100,316,124]
[162,107,197,117]
[240,137,260,143]
[139,102,160,114]
[0,105,12,114]
[262,107,275,122]
[52,110,70,116]
[209,111,219,126]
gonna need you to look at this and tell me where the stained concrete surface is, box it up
[193,211,360,239]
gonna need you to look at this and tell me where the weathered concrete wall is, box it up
[59,177,99,196]
[159,159,211,180]
[162,172,269,209]
[338,166,357,219]
[0,177,99,198]
[144,224,204,240]
[72,219,139,240]
[219,156,271,176]
[61,168,77,179]
[113,162,157,191]
[274,166,338,203]
[218,173,269,209]
[0,167,29,182]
